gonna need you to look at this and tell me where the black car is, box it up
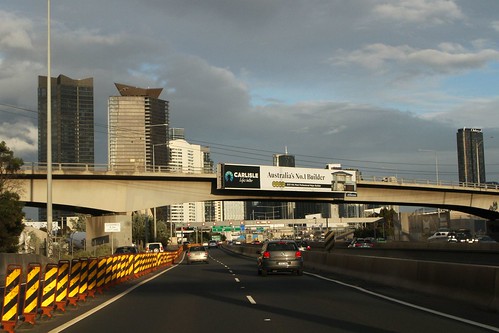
[114,246,139,254]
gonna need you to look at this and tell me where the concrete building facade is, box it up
[108,83,169,172]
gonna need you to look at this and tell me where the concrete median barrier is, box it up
[224,244,499,311]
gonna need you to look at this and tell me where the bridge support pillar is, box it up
[87,213,133,252]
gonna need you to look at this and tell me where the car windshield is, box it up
[267,242,297,251]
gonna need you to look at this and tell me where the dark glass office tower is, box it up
[38,74,94,221]
[457,128,485,184]
[38,74,94,164]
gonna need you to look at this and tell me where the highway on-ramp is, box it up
[24,248,499,333]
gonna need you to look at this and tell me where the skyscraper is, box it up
[108,83,169,171]
[38,74,95,221]
[457,128,485,184]
[38,74,94,164]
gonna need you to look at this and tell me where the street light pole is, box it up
[46,0,53,256]
[418,149,439,184]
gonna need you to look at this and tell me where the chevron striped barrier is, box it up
[22,263,41,325]
[40,263,58,318]
[55,260,70,312]
[95,256,107,294]
[87,257,98,298]
[1,264,22,333]
[67,259,81,306]
[78,258,88,302]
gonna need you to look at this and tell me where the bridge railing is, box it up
[20,162,213,175]
[360,175,499,190]
[18,162,499,191]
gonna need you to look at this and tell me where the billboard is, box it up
[218,163,357,193]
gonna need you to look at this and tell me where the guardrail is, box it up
[18,162,499,191]
[0,249,182,333]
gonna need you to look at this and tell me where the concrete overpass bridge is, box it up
[14,163,499,220]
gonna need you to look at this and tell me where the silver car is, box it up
[257,240,303,276]
[186,245,209,264]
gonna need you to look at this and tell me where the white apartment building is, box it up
[168,138,212,224]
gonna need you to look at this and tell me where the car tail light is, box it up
[263,251,271,259]
[295,251,302,258]
[306,246,311,251]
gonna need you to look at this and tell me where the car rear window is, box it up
[190,246,205,251]
[267,243,298,251]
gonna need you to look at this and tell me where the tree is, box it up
[0,142,24,252]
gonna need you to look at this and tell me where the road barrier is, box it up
[40,263,58,318]
[0,248,183,332]
[1,265,21,333]
[224,243,499,312]
[22,264,41,325]
[55,260,70,312]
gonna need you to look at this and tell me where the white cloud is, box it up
[0,11,33,50]
[373,0,464,25]
[330,43,499,76]
[0,122,37,160]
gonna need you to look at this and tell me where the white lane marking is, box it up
[305,272,499,332]
[235,278,240,283]
[247,295,256,304]
[47,264,179,333]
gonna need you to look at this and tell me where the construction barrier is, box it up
[78,258,88,302]
[40,263,58,318]
[22,263,41,325]
[87,257,98,298]
[67,259,81,307]
[1,265,21,333]
[55,260,70,312]
[0,250,182,332]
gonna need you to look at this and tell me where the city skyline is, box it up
[2,1,499,183]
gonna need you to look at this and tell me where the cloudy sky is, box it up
[2,0,499,182]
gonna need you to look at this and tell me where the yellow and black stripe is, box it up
[40,263,58,317]
[68,259,81,306]
[78,258,88,301]
[55,260,70,312]
[1,264,22,326]
[87,257,98,297]
[22,263,41,324]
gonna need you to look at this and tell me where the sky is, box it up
[2,0,499,183]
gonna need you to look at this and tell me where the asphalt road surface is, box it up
[20,248,499,333]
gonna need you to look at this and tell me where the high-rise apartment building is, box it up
[457,128,485,184]
[168,137,214,224]
[108,83,169,171]
[38,74,94,164]
[38,74,94,221]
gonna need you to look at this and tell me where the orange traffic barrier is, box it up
[22,263,41,325]
[40,263,58,318]
[1,264,22,333]
[55,260,70,312]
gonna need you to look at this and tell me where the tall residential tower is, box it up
[38,74,94,164]
[457,128,485,184]
[108,83,169,171]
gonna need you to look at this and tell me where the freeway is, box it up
[24,248,499,333]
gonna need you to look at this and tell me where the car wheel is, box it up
[296,269,303,276]
[257,268,262,276]
[261,269,268,277]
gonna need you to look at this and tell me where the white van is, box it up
[427,231,449,242]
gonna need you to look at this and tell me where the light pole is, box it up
[418,149,439,184]
[419,149,441,224]
[46,0,53,256]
